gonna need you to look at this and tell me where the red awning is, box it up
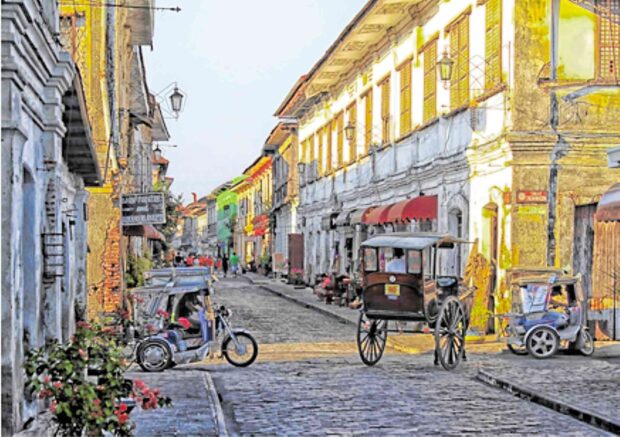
[596,183,620,222]
[363,204,394,225]
[123,225,165,241]
[385,195,438,223]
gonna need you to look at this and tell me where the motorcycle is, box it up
[131,284,258,372]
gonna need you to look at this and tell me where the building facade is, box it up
[291,0,619,332]
[1,0,101,432]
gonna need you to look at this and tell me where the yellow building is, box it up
[290,0,619,331]
[59,1,168,319]
[233,155,273,267]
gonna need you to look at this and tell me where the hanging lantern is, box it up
[437,50,454,82]
[169,86,185,113]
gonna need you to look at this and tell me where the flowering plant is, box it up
[24,321,171,436]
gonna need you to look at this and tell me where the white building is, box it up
[2,1,101,432]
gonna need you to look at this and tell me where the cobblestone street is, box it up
[130,278,617,436]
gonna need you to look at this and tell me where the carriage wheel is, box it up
[434,296,466,371]
[356,312,388,366]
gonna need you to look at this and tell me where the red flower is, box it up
[156,309,169,318]
[134,379,145,390]
[43,375,52,384]
[39,389,51,399]
[116,411,129,425]
[49,401,57,413]
[53,381,62,389]
[76,321,91,329]
[78,349,88,359]
[93,398,101,407]
[119,402,128,413]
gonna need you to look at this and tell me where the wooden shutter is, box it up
[450,14,470,109]
[317,129,323,176]
[336,112,344,168]
[381,77,391,144]
[364,89,373,153]
[485,0,502,90]
[399,61,412,136]
[347,102,357,163]
[326,123,333,174]
[310,133,315,164]
[597,0,620,81]
[423,41,437,123]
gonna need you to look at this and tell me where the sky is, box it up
[143,0,367,203]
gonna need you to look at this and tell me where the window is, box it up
[422,39,438,123]
[485,0,502,90]
[407,250,422,274]
[336,112,344,168]
[317,128,323,176]
[363,89,373,153]
[380,76,391,144]
[325,123,333,174]
[449,13,470,109]
[399,61,412,136]
[597,0,620,81]
[346,102,357,163]
[364,248,378,271]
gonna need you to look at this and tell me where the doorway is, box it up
[573,203,597,298]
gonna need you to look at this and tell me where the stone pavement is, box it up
[243,272,503,355]
[209,355,607,436]
[127,369,227,436]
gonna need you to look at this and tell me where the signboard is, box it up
[120,192,165,225]
[516,190,548,204]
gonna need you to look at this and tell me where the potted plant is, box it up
[24,321,171,436]
[290,268,304,286]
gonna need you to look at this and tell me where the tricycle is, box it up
[500,268,594,359]
[357,232,474,370]
[127,278,258,372]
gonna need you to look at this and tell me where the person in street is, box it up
[186,254,195,267]
[230,252,239,277]
[386,248,406,273]
[222,255,229,277]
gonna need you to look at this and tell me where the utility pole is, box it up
[546,0,567,267]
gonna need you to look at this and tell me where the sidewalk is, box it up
[477,345,620,433]
[243,272,502,355]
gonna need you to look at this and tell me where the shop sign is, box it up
[516,190,548,204]
[120,192,165,225]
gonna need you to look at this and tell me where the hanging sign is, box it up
[121,192,166,225]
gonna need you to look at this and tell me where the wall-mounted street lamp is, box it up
[155,83,187,119]
[153,144,178,161]
[437,50,454,88]
[344,122,356,142]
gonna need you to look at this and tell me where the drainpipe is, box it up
[546,0,567,267]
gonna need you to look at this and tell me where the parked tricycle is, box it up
[501,268,594,359]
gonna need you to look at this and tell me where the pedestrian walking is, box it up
[222,255,229,277]
[230,252,239,277]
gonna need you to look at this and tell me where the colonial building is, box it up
[233,156,273,267]
[265,120,299,274]
[216,180,237,257]
[58,0,169,320]
[1,1,100,433]
[291,0,619,331]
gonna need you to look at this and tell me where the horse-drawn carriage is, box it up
[356,232,474,370]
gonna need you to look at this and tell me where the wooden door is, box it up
[573,204,597,298]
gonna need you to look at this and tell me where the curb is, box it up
[477,369,620,434]
[202,372,229,437]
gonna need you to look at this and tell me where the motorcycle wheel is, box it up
[222,332,258,367]
[578,330,595,356]
[137,340,172,372]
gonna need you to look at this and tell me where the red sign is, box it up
[516,190,548,204]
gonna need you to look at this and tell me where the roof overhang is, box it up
[150,98,170,141]
[264,121,297,152]
[304,0,434,98]
[127,0,155,46]
[130,48,149,119]
[62,72,101,186]
[274,75,308,117]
